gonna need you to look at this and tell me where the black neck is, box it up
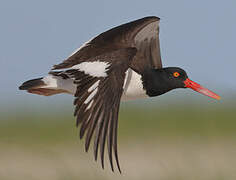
[142,69,168,97]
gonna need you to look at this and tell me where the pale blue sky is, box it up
[0,0,235,103]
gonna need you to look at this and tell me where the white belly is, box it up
[121,69,148,101]
[44,69,148,101]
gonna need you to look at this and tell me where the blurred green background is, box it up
[1,0,236,179]
[1,96,236,180]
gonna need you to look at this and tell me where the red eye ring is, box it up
[173,72,180,77]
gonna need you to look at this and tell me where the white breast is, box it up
[121,69,148,101]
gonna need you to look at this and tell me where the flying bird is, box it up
[19,16,220,172]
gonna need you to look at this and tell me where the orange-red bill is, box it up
[184,78,221,100]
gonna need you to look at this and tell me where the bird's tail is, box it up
[19,76,71,96]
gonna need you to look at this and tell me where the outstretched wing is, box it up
[52,48,137,172]
[52,16,162,74]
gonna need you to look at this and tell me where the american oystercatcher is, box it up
[19,16,220,172]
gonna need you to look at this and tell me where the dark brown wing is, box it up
[52,16,162,73]
[53,48,137,172]
[131,17,162,72]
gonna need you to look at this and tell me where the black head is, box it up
[142,67,188,97]
[142,67,220,100]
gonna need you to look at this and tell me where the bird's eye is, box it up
[173,72,180,77]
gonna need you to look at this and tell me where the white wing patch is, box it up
[86,100,94,110]
[88,80,100,92]
[85,80,101,110]
[123,69,132,90]
[72,61,110,77]
[85,87,98,104]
